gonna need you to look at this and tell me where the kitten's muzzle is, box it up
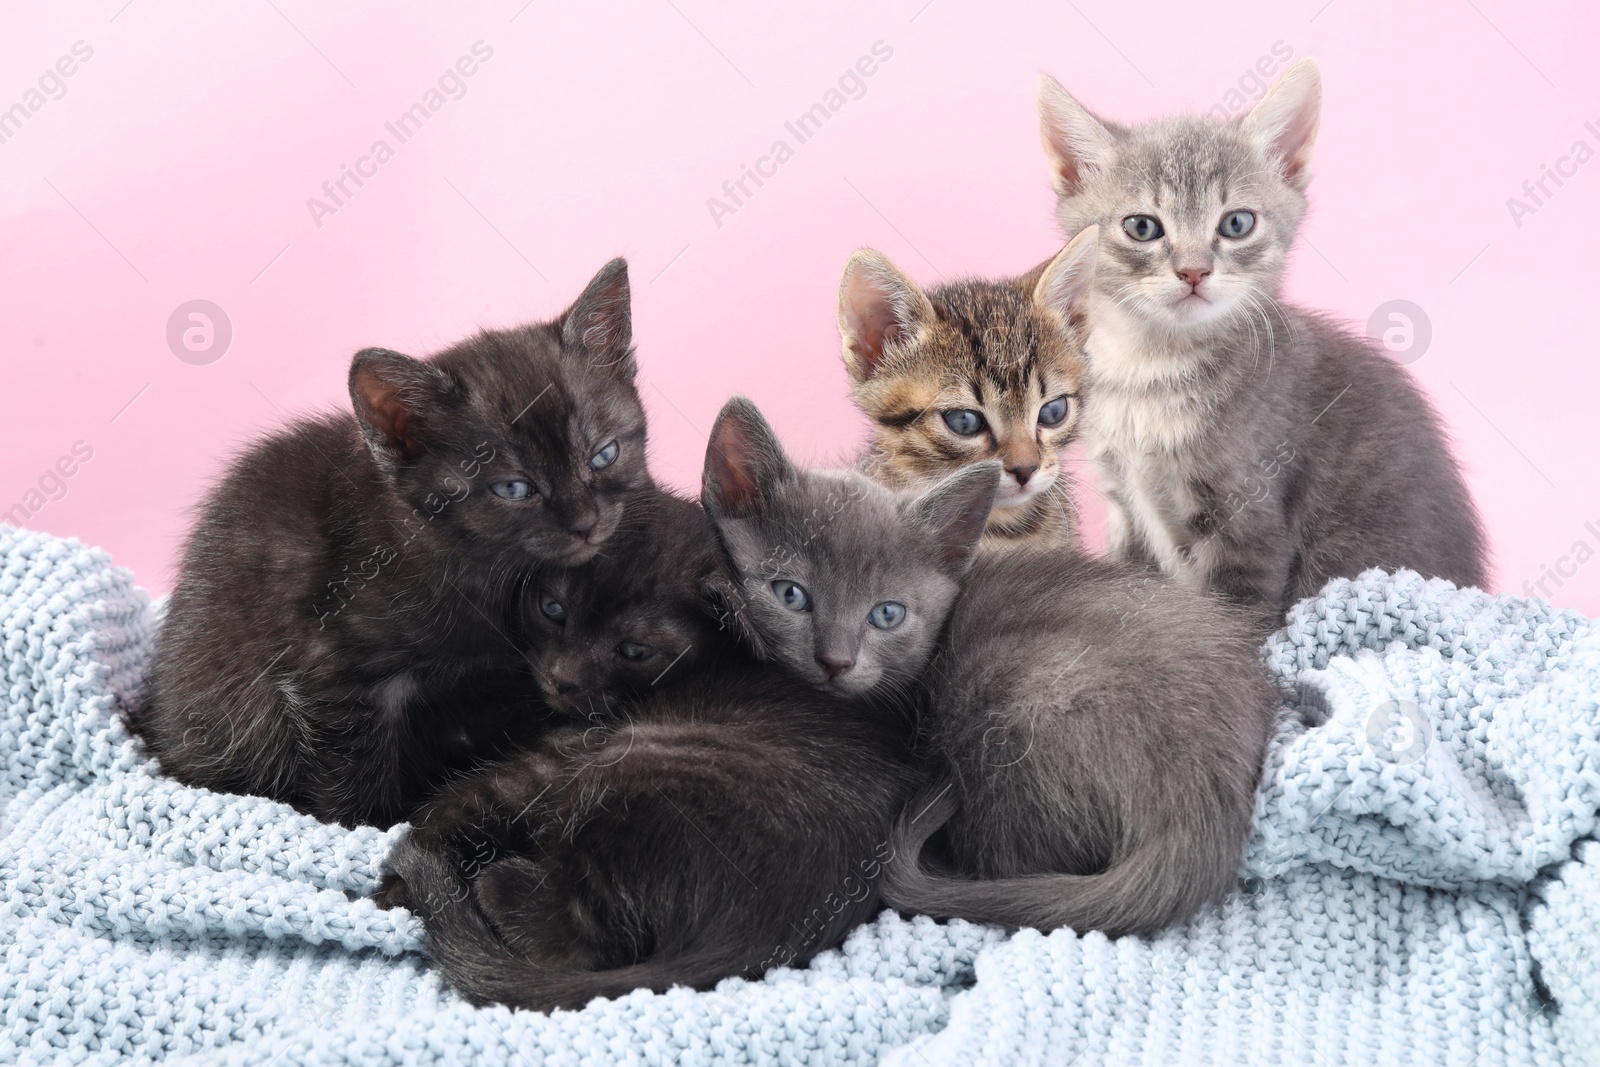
[542,680,614,721]
[994,466,1057,509]
[815,651,854,682]
[1005,462,1038,487]
[563,508,598,536]
[541,537,603,566]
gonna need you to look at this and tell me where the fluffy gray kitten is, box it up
[882,552,1279,937]
[1037,59,1486,619]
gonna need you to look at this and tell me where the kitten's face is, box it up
[837,238,1096,518]
[523,494,731,719]
[351,259,652,568]
[702,399,997,699]
[1038,61,1320,340]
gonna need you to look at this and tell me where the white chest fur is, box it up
[1083,310,1216,585]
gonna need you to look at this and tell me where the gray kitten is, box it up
[883,552,1279,937]
[704,400,1278,938]
[702,397,997,702]
[1036,59,1486,619]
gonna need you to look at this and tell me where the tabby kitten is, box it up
[1037,59,1486,616]
[380,471,951,1009]
[837,230,1098,552]
[882,551,1278,938]
[135,259,653,828]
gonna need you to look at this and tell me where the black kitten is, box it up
[520,492,741,720]
[134,259,654,828]
[380,490,925,1011]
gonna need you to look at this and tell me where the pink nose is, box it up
[816,653,853,681]
[1176,267,1210,289]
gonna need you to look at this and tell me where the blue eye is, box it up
[539,595,565,622]
[867,602,906,630]
[1038,396,1069,427]
[771,580,810,612]
[1122,215,1164,242]
[491,480,533,500]
[942,409,984,436]
[616,641,652,661]
[589,440,619,470]
[1218,210,1256,238]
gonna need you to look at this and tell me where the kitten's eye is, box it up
[867,602,907,630]
[539,595,566,623]
[616,640,653,661]
[490,479,533,500]
[1218,210,1256,238]
[941,409,985,437]
[1122,215,1164,242]
[1038,396,1069,427]
[589,440,619,470]
[771,580,811,612]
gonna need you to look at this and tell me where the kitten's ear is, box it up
[349,348,459,470]
[907,462,999,571]
[1240,58,1321,191]
[702,397,797,519]
[1037,75,1117,198]
[837,249,935,385]
[1031,226,1100,319]
[560,257,635,376]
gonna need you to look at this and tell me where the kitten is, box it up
[1037,59,1487,617]
[705,400,1271,936]
[883,552,1279,938]
[703,399,998,698]
[837,232,1098,552]
[519,490,742,720]
[381,433,986,1009]
[134,259,654,829]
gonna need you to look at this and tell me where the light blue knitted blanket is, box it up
[3,527,1598,1066]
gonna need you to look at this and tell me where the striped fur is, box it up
[837,234,1098,553]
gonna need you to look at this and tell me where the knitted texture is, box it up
[1,526,1596,1066]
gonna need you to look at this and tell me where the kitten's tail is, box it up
[388,839,750,1012]
[882,783,1233,939]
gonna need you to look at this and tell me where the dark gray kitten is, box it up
[882,553,1279,937]
[1037,59,1486,618]
[135,259,653,828]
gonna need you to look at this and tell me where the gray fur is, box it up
[1037,60,1486,620]
[701,397,997,701]
[375,491,920,1010]
[883,552,1279,937]
[702,399,1277,939]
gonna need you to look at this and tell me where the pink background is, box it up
[2,1,1597,613]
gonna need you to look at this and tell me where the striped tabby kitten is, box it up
[837,229,1099,552]
[1037,59,1486,617]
